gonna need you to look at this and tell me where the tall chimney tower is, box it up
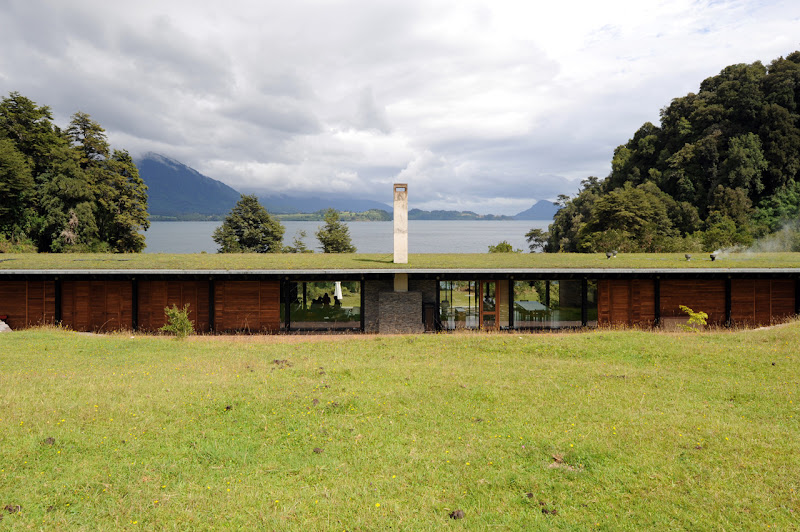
[393,183,408,264]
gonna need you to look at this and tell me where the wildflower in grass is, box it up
[375,503,380,507]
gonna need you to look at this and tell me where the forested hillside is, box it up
[0,93,148,252]
[547,51,800,253]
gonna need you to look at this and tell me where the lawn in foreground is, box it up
[0,326,798,530]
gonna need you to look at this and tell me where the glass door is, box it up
[480,281,497,329]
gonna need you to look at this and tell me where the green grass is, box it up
[1,325,798,529]
[1,251,800,270]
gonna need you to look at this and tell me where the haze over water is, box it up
[144,220,551,254]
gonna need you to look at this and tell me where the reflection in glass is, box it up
[513,280,588,329]
[281,281,361,331]
[439,281,479,329]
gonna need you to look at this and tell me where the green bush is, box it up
[160,304,194,339]
[679,305,708,332]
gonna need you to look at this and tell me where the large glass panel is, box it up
[439,281,479,330]
[481,281,497,329]
[284,281,361,331]
[586,280,598,327]
[513,280,584,329]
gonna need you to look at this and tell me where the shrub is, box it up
[679,305,708,332]
[160,304,194,339]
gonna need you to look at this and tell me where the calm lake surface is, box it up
[144,220,551,254]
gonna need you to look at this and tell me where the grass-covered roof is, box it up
[1,252,799,271]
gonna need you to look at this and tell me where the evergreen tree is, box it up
[213,194,285,253]
[0,138,35,242]
[316,208,356,253]
[0,93,150,252]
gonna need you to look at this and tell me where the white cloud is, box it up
[1,0,799,214]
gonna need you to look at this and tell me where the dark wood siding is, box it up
[731,279,795,326]
[213,281,280,332]
[138,280,210,332]
[61,281,133,332]
[597,279,656,326]
[0,281,56,328]
[660,280,726,325]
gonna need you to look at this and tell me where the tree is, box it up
[488,240,520,253]
[34,144,99,252]
[316,208,356,253]
[525,228,548,252]
[0,138,34,241]
[284,230,313,253]
[0,92,62,176]
[65,113,149,252]
[95,150,150,252]
[213,194,285,253]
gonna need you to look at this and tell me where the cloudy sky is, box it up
[1,0,799,214]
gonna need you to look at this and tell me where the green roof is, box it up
[1,252,799,271]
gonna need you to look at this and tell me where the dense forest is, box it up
[545,51,800,253]
[0,92,148,252]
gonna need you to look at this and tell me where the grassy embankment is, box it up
[1,325,798,530]
[1,252,800,270]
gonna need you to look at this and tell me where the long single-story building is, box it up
[2,186,798,334]
[1,264,798,333]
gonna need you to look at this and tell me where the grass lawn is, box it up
[1,325,798,529]
[1,251,800,270]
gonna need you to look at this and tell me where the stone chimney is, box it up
[393,184,408,263]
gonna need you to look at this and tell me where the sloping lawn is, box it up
[0,325,798,529]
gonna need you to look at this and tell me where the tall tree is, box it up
[66,113,149,252]
[0,138,34,241]
[213,194,284,253]
[316,208,356,253]
[0,92,62,176]
[96,150,150,252]
[33,144,99,252]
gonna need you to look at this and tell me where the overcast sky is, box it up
[1,0,799,214]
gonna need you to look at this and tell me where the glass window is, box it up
[282,281,361,331]
[439,281,479,330]
[513,280,586,329]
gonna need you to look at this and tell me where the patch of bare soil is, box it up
[548,454,583,472]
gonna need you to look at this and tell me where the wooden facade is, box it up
[659,279,727,325]
[597,278,797,327]
[61,280,134,332]
[138,280,211,332]
[597,279,656,326]
[731,279,796,326]
[0,280,56,329]
[213,280,280,332]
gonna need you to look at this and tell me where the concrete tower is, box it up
[393,183,408,264]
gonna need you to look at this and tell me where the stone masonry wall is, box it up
[364,279,393,333]
[378,291,424,334]
[409,279,437,304]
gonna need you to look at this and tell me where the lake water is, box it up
[144,220,551,254]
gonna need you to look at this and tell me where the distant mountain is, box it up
[254,193,391,214]
[408,209,513,220]
[514,200,559,220]
[136,153,242,219]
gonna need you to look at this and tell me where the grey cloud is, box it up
[355,87,391,133]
